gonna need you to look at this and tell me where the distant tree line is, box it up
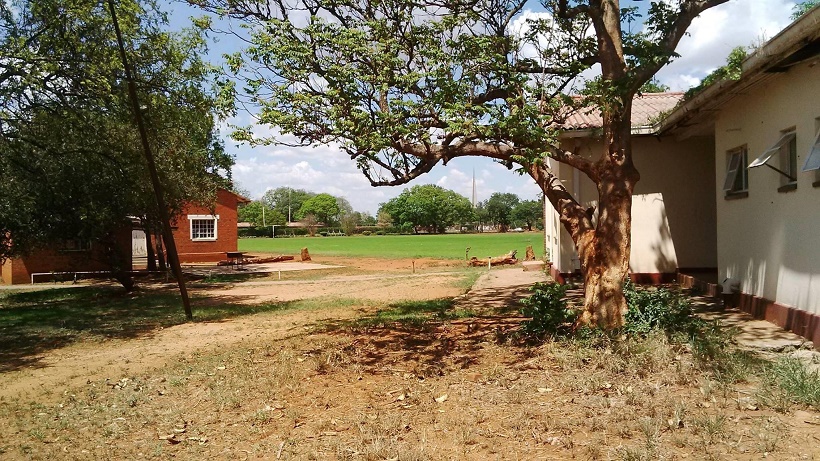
[238,187,376,235]
[240,185,543,236]
[378,185,543,234]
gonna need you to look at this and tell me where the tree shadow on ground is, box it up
[319,294,532,377]
[0,286,298,373]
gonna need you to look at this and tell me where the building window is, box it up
[749,129,797,191]
[723,146,748,197]
[188,215,219,241]
[804,119,820,187]
[59,239,91,252]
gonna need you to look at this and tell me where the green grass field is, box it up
[239,232,545,260]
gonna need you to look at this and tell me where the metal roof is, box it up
[562,92,684,131]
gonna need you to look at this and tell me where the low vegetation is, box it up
[1,267,819,459]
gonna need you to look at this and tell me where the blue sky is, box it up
[167,0,797,214]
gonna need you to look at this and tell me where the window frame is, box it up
[188,214,219,241]
[803,120,820,187]
[723,146,748,198]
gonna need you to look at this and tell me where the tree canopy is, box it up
[484,193,520,232]
[261,187,315,222]
[298,193,341,225]
[197,0,731,328]
[512,199,543,231]
[380,185,473,233]
[0,0,232,265]
[238,201,285,227]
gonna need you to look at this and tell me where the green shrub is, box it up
[361,231,372,236]
[374,230,385,235]
[623,279,696,337]
[519,282,577,339]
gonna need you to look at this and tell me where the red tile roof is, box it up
[562,92,684,130]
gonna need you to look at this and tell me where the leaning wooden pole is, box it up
[107,0,193,320]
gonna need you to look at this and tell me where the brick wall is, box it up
[0,228,132,285]
[171,189,242,263]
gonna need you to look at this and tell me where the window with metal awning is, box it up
[803,128,820,172]
[748,131,797,183]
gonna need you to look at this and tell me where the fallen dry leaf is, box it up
[435,394,448,403]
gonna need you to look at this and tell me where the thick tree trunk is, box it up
[576,98,639,328]
[574,177,635,328]
[534,97,638,329]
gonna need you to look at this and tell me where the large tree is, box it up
[485,193,521,232]
[200,0,728,328]
[238,200,285,227]
[261,187,315,222]
[512,199,543,231]
[298,193,341,225]
[0,0,232,288]
[380,185,474,233]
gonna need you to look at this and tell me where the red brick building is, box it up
[171,188,249,263]
[0,189,248,284]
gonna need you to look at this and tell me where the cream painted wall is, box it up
[714,60,820,315]
[549,134,717,274]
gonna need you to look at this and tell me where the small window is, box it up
[189,215,219,241]
[804,122,820,187]
[749,130,798,189]
[59,239,91,252]
[723,147,748,196]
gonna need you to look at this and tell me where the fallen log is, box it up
[469,250,518,267]
[216,255,294,266]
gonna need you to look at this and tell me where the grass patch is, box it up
[758,357,820,411]
[239,232,545,260]
[0,287,351,372]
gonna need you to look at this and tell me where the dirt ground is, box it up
[1,259,820,460]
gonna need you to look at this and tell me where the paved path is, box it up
[454,267,548,313]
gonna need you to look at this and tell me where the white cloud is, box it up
[656,0,794,91]
[222,0,794,215]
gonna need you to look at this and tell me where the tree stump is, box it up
[301,247,311,261]
[525,245,535,261]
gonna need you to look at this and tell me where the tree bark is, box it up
[144,224,157,272]
[532,99,638,329]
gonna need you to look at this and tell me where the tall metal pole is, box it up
[107,0,193,320]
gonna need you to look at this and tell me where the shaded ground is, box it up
[1,261,819,460]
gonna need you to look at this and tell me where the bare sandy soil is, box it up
[2,261,820,460]
[0,258,471,403]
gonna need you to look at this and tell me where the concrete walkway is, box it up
[453,267,548,313]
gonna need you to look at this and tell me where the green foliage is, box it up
[622,279,697,337]
[684,46,747,99]
[484,193,520,231]
[519,282,577,339]
[791,1,818,20]
[298,193,341,226]
[379,184,474,233]
[261,187,315,222]
[238,201,284,227]
[638,79,670,93]
[0,0,232,262]
[511,199,542,230]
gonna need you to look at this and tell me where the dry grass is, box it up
[2,279,820,459]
